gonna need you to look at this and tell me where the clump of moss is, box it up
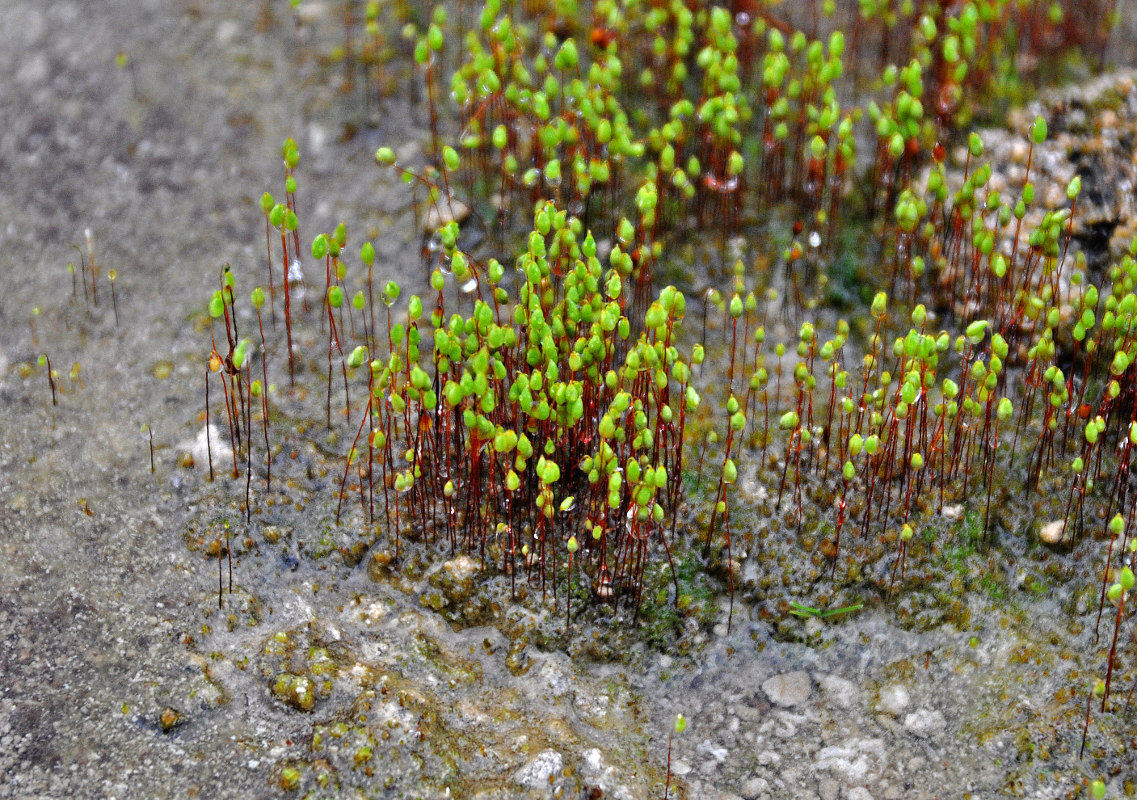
[198,0,1137,765]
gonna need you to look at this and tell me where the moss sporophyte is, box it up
[197,0,1136,766]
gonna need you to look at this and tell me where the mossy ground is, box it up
[5,0,1137,797]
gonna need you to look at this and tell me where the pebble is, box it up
[762,671,812,707]
[1039,519,1065,544]
[877,684,910,715]
[816,673,858,710]
[697,740,729,762]
[903,708,947,738]
[815,744,870,781]
[756,750,780,766]
[819,777,840,800]
[424,198,471,232]
[513,749,562,789]
[216,19,240,44]
[940,504,963,521]
[742,777,770,799]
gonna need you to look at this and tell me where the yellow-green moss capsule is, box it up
[996,398,1013,421]
[871,291,887,318]
[722,459,737,484]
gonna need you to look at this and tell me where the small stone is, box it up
[1043,182,1065,209]
[367,550,394,582]
[845,788,875,800]
[1039,519,1065,544]
[815,744,870,781]
[424,199,471,232]
[762,671,812,707]
[742,777,770,800]
[819,777,840,800]
[430,554,479,602]
[696,740,728,762]
[903,708,946,739]
[941,504,963,521]
[159,706,180,733]
[878,684,910,715]
[513,749,563,789]
[817,674,858,710]
[216,19,240,44]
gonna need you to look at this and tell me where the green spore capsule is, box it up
[312,234,328,260]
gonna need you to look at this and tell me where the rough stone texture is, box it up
[877,684,910,716]
[762,671,813,707]
[816,673,858,710]
[903,708,947,739]
[513,749,563,790]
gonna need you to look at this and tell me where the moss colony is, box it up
[200,0,1134,770]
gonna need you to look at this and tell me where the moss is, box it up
[273,673,318,713]
[279,766,302,791]
[179,2,1137,774]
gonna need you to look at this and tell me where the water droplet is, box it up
[461,278,478,294]
[809,231,822,248]
[288,260,303,282]
[703,173,739,193]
